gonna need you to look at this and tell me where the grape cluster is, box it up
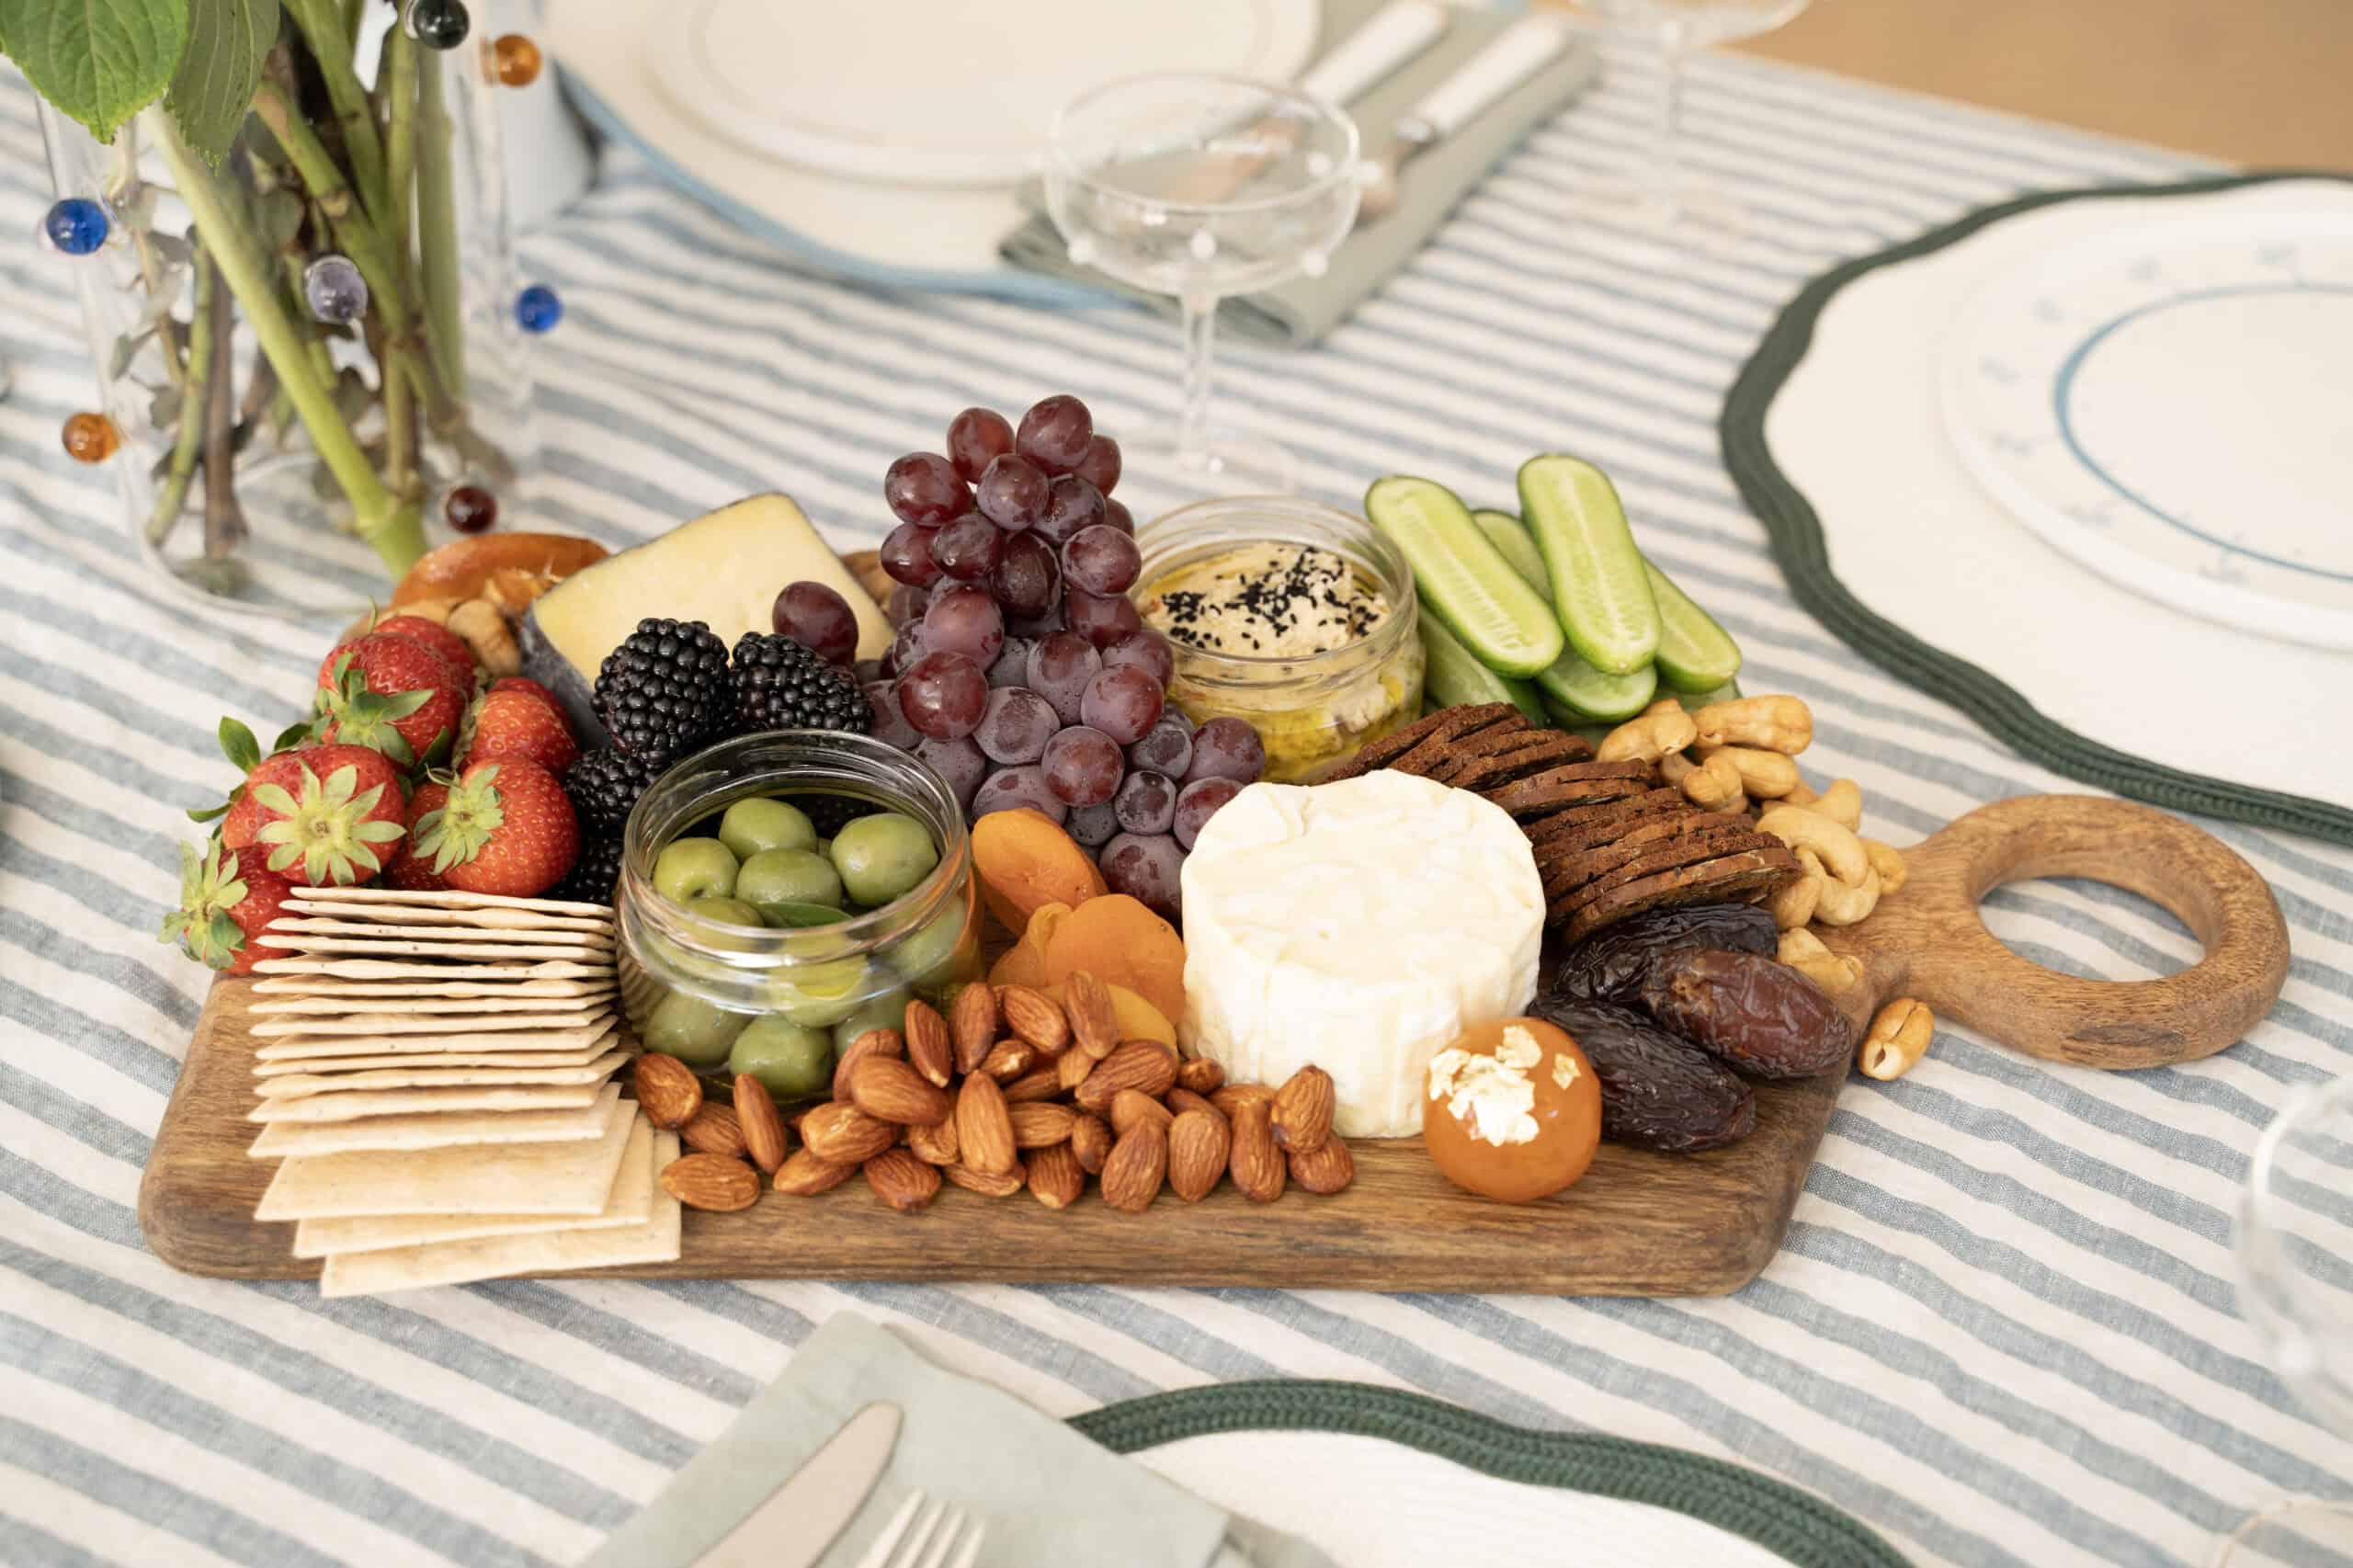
[860,394,1263,921]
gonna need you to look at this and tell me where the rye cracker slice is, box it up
[1390,713,1538,778]
[1552,828,1787,913]
[253,1040,623,1075]
[249,1085,621,1155]
[1419,728,1555,787]
[1483,763,1654,821]
[249,1080,604,1124]
[271,885,616,920]
[1543,821,1777,903]
[262,918,612,949]
[254,1048,631,1099]
[251,991,613,1017]
[292,1116,655,1257]
[250,956,612,982]
[1560,846,1802,940]
[1523,789,1693,850]
[283,898,613,935]
[250,1007,607,1038]
[254,1020,617,1061]
[255,1093,637,1220]
[252,975,612,1000]
[1538,812,1752,894]
[1447,734,1600,793]
[1322,702,1521,782]
[316,1129,682,1296]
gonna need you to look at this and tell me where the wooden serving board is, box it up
[138,793,2288,1294]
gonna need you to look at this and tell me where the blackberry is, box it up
[790,793,881,840]
[549,835,625,906]
[563,748,655,839]
[594,618,731,767]
[730,631,874,737]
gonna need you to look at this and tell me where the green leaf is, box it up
[149,385,182,427]
[165,0,277,165]
[253,187,302,253]
[762,903,849,929]
[0,0,190,144]
[108,328,153,380]
[270,717,316,754]
[218,716,261,773]
[186,801,231,824]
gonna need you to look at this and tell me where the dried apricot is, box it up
[1041,894,1185,1026]
[985,900,1072,988]
[973,808,1107,936]
[1043,979,1175,1049]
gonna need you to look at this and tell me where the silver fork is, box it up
[848,1489,985,1568]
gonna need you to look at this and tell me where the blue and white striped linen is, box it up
[3,43,2348,1568]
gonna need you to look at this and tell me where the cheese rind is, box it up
[1177,771,1545,1138]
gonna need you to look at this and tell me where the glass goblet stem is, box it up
[1176,290,1221,464]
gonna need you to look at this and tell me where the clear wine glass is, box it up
[1046,74,1360,501]
[2215,1075,2353,1566]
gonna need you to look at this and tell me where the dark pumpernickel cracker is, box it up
[1449,733,1602,794]
[1540,815,1763,901]
[1561,847,1802,940]
[1522,789,1693,851]
[1324,703,1521,782]
[1484,761,1655,822]
[1392,713,1539,778]
[1546,824,1781,906]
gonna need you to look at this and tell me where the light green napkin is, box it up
[579,1312,1339,1568]
[999,0,1598,348]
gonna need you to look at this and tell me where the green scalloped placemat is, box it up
[1076,1380,1914,1568]
[1719,171,2353,849]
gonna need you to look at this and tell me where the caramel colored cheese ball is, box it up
[1422,1017,1601,1203]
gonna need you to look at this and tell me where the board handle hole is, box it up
[1978,875,2198,981]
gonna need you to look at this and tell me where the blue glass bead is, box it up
[302,255,369,324]
[42,199,109,256]
[515,284,563,333]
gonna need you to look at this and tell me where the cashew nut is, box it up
[1859,997,1934,1080]
[1862,838,1907,896]
[1671,749,1745,809]
[1699,744,1802,800]
[449,597,522,676]
[1758,806,1880,926]
[1779,927,1862,993]
[1768,848,1823,929]
[1691,695,1812,755]
[1781,778,1820,810]
[1808,778,1863,832]
[1813,864,1881,926]
[1597,703,1698,765]
[1778,927,1832,964]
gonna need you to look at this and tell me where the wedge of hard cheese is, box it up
[518,494,892,743]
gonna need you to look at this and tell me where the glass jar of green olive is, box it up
[617,732,982,1100]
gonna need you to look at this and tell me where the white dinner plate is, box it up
[1938,204,2353,652]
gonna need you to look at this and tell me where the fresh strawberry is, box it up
[382,781,453,892]
[370,613,480,682]
[223,744,409,886]
[460,687,579,775]
[412,757,579,897]
[315,633,467,767]
[158,841,298,974]
[489,676,561,713]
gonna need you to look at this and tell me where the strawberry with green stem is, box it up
[223,744,409,886]
[369,613,479,683]
[459,686,578,776]
[383,780,452,892]
[314,633,467,767]
[413,757,579,897]
[159,842,298,974]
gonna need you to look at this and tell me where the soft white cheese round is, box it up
[1177,771,1545,1137]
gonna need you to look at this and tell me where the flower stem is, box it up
[281,0,388,218]
[146,249,213,545]
[415,55,466,399]
[200,253,247,562]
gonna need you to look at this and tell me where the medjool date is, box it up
[1527,998,1756,1153]
[1545,901,1779,1004]
[1642,949,1853,1079]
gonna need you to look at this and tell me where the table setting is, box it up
[1,1,2348,1565]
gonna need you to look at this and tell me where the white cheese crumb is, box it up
[1552,1051,1579,1090]
[1426,1038,1540,1148]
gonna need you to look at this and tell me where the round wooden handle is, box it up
[1821,794,2289,1069]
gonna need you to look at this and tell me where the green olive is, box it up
[830,812,938,907]
[720,797,815,860]
[654,836,739,905]
[891,899,977,990]
[729,1015,835,1101]
[764,957,878,1028]
[688,894,764,926]
[736,848,845,918]
[642,990,749,1065]
[830,987,912,1056]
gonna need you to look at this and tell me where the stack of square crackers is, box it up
[242,887,681,1296]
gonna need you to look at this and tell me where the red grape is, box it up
[1112,769,1176,835]
[1041,725,1123,807]
[1102,497,1134,537]
[1173,777,1242,849]
[1126,714,1194,778]
[976,454,1049,531]
[880,520,943,588]
[1099,832,1185,921]
[1102,629,1175,687]
[990,529,1061,619]
[1007,607,1066,640]
[973,686,1059,765]
[1016,394,1094,474]
[885,582,926,625]
[1035,474,1105,548]
[946,406,1015,483]
[772,581,858,664]
[921,584,1004,666]
[1074,434,1121,495]
[896,650,988,741]
[985,635,1032,690]
[931,514,1004,582]
[1080,665,1164,744]
[866,680,919,749]
[855,658,884,684]
[886,617,927,678]
[915,735,988,811]
[1183,716,1265,785]
[1065,801,1120,847]
[884,451,972,526]
[1064,588,1141,649]
[972,764,1066,823]
[1063,525,1141,597]
[1024,632,1102,725]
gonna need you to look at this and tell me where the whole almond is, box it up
[680,1102,747,1159]
[1027,1142,1085,1210]
[906,1118,961,1166]
[1229,1099,1286,1203]
[904,998,955,1087]
[980,1040,1036,1082]
[1164,1087,1222,1124]
[631,1054,702,1130]
[833,1028,904,1103]
[1008,1101,1077,1149]
[1176,1057,1225,1096]
[997,984,1071,1056]
[1168,1109,1230,1202]
[1098,1119,1168,1213]
[1056,1047,1097,1093]
[944,1160,1026,1198]
[661,1152,760,1212]
[1074,1040,1177,1113]
[863,1148,940,1211]
[1289,1137,1355,1195]
[1110,1088,1173,1136]
[774,1148,855,1196]
[1069,1113,1112,1175]
[949,983,998,1074]
[1003,1066,1063,1104]
[955,1071,1017,1176]
[1210,1083,1273,1120]
[800,1100,898,1165]
[1271,1065,1336,1153]
[733,1075,788,1173]
[1064,970,1120,1060]
[849,1056,955,1127]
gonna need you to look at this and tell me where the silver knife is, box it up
[688,1402,902,1568]
[1355,15,1574,226]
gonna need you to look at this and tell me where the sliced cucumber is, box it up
[1518,455,1659,676]
[1367,476,1564,678]
[1472,509,1552,603]
[1646,559,1743,693]
[1535,649,1657,722]
[1421,614,1548,726]
[1670,678,1743,711]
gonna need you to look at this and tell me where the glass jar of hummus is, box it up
[1133,496,1424,782]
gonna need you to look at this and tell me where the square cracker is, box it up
[292,1116,655,1256]
[260,920,610,949]
[252,956,611,982]
[252,975,611,1000]
[284,898,613,935]
[252,935,612,961]
[251,992,613,1017]
[316,1129,682,1296]
[250,1008,608,1038]
[277,885,617,919]
[249,1080,603,1124]
[254,1048,631,1099]
[254,1020,616,1061]
[249,1085,622,1154]
[255,1094,637,1219]
[253,1040,624,1075]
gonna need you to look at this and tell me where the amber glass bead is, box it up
[61,412,119,463]
[444,483,498,534]
[492,33,542,86]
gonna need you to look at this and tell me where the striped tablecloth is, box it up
[4,40,2348,1568]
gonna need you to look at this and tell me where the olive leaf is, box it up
[149,385,183,426]
[0,0,188,144]
[108,328,153,380]
[165,0,280,166]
